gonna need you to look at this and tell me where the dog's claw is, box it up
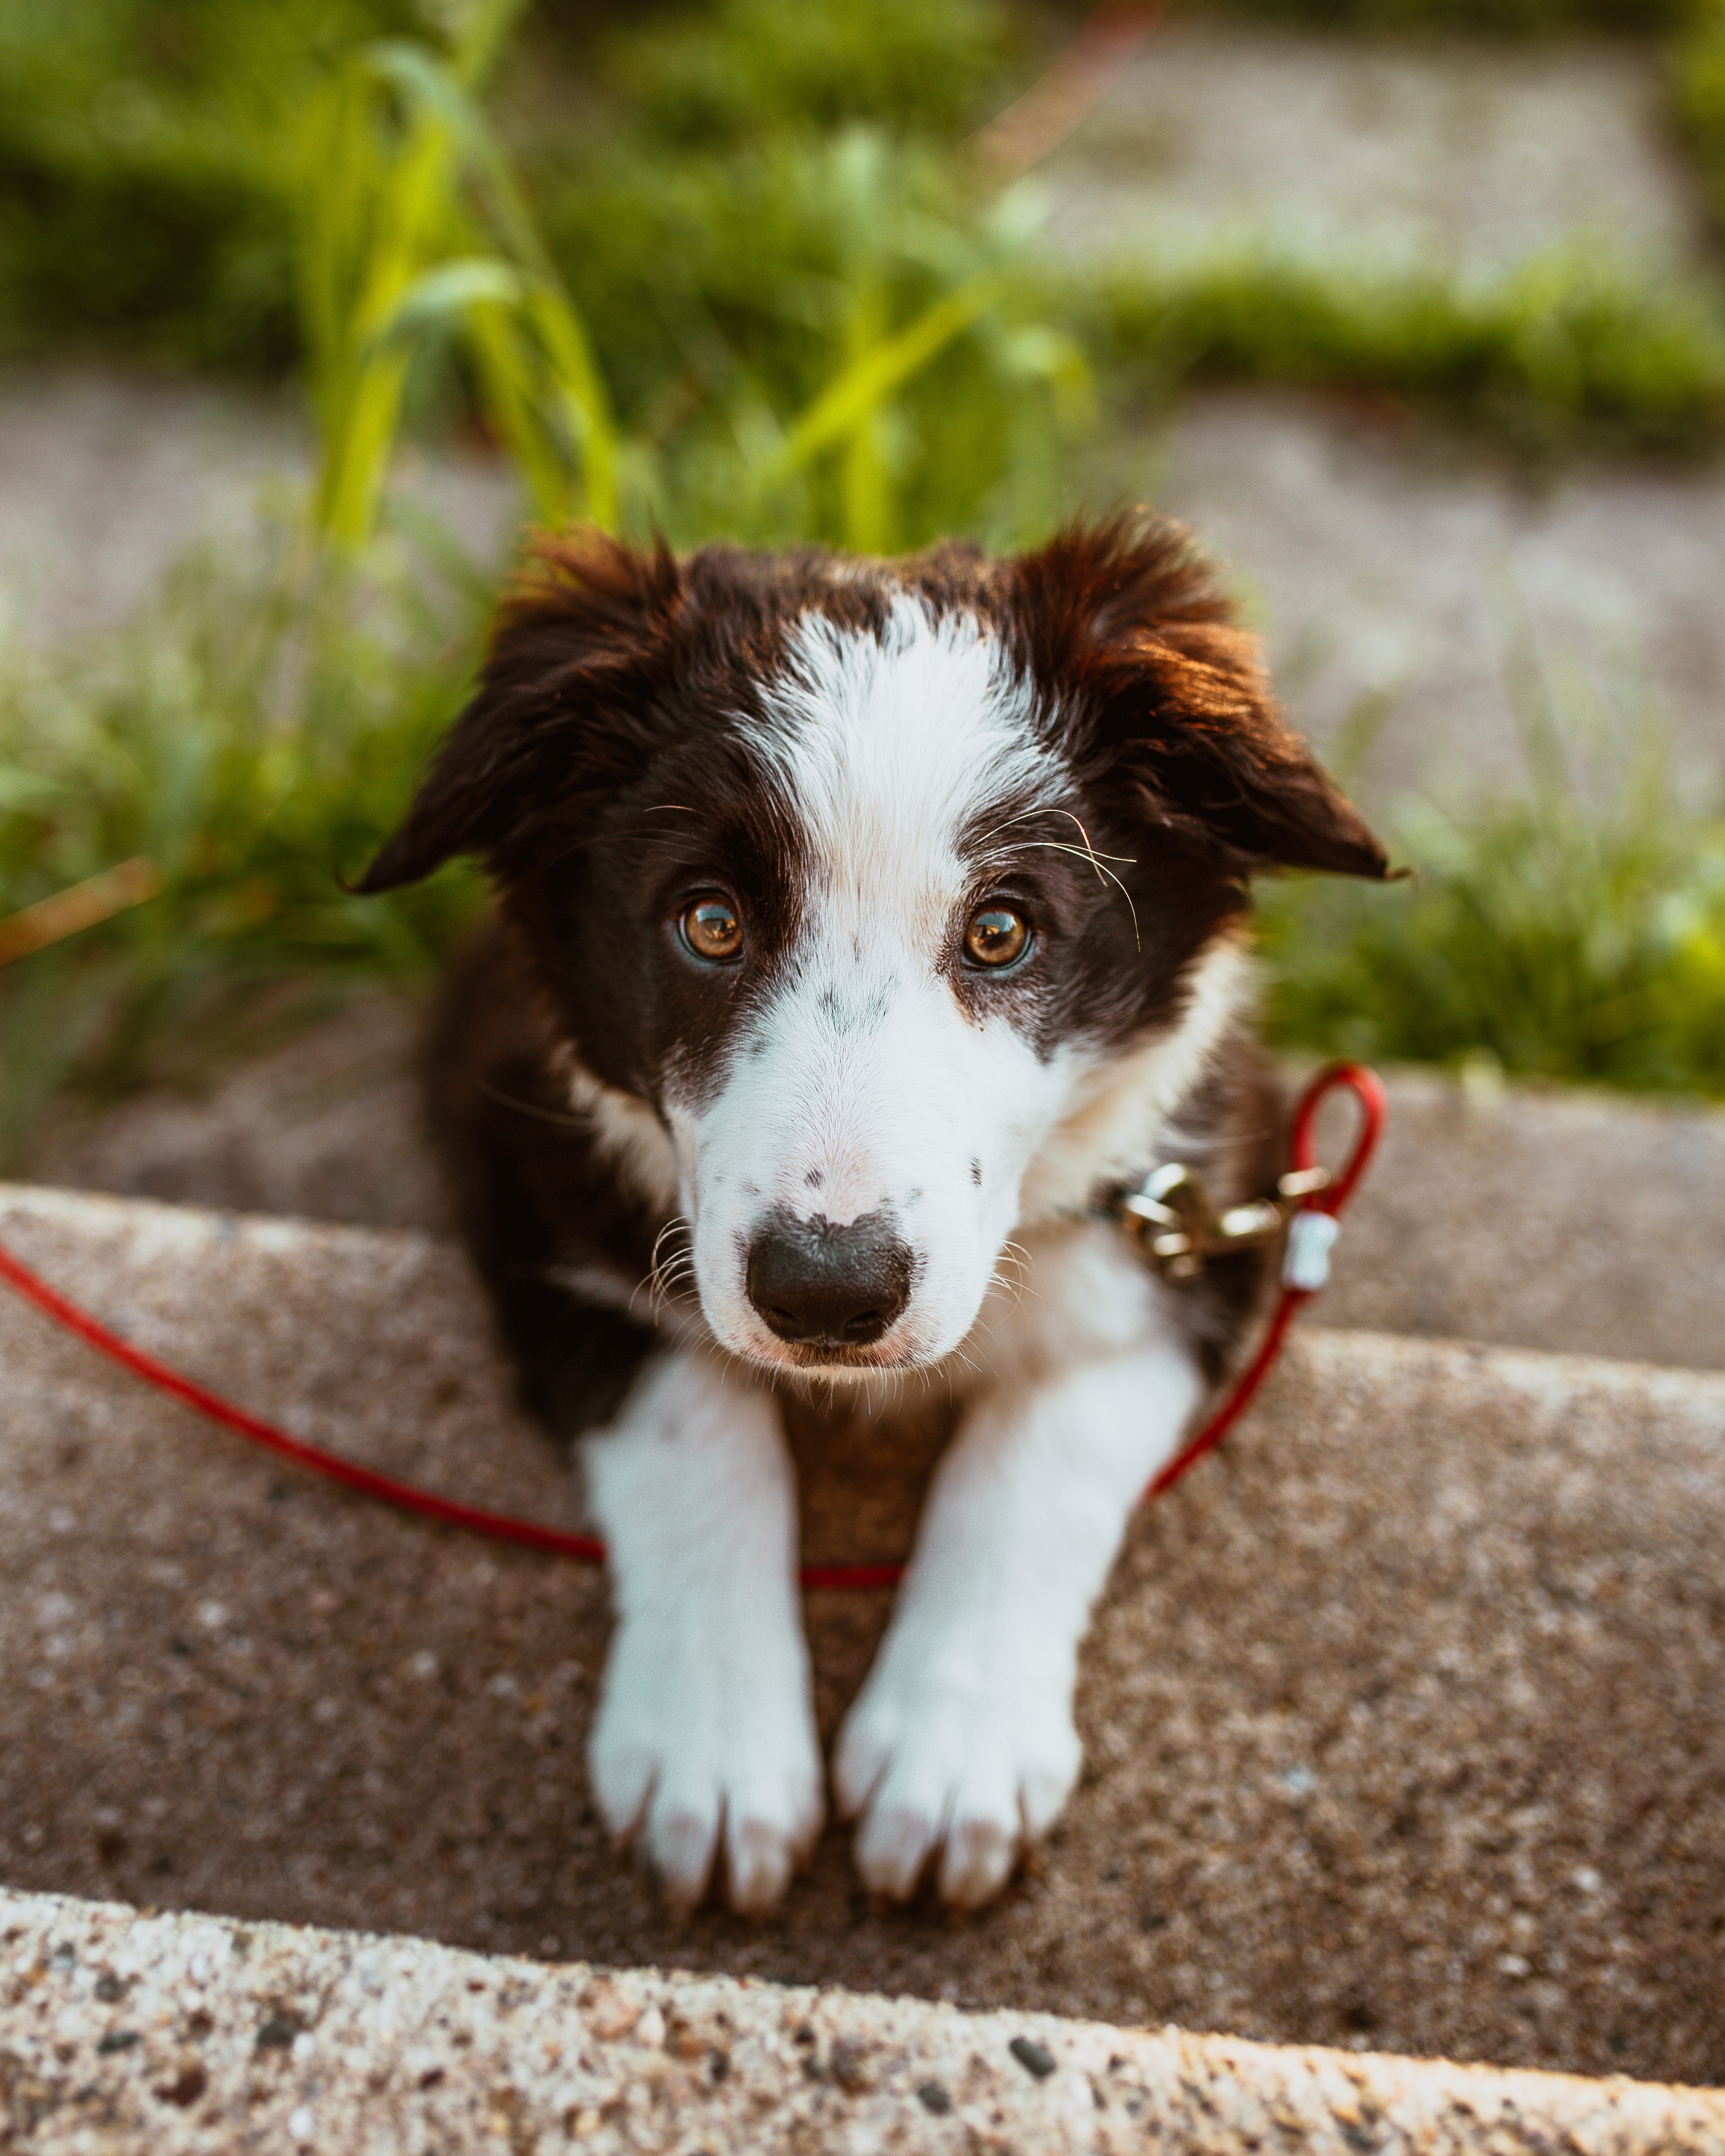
[589,1616,823,1917]
[836,1659,1080,1911]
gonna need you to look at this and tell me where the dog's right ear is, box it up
[351,530,681,894]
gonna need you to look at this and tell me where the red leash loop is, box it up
[1144,1060,1386,1502]
[0,1063,1384,1590]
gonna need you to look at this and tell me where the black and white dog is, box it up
[357,515,1386,1916]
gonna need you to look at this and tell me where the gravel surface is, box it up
[7,1888,1725,2156]
[1037,25,1702,279]
[4,1184,1725,2084]
[1154,390,1725,800]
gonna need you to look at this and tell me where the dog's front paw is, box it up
[589,1616,823,1916]
[833,1644,1081,1910]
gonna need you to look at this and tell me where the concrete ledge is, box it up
[6,1887,1725,2155]
[5,1184,1725,2084]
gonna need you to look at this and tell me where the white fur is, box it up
[666,600,1082,1374]
[581,1351,822,1914]
[582,599,1251,1914]
[834,1320,1201,1904]
[562,1055,680,1216]
[1016,930,1254,1227]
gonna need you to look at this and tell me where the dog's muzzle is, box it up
[744,1209,912,1350]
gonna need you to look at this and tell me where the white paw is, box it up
[589,1613,823,1915]
[833,1648,1081,1909]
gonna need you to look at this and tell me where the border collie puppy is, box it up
[357,515,1386,1916]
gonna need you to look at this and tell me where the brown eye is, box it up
[680,896,744,963]
[963,904,1029,969]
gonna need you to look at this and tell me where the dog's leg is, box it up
[834,1338,1201,1909]
[582,1350,822,1915]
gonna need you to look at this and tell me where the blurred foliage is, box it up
[1099,246,1725,460]
[298,0,620,543]
[4,0,1725,470]
[1262,657,1725,1098]
[0,0,420,366]
[604,0,1017,146]
[538,131,1088,553]
[1211,0,1691,33]
[6,0,1725,1140]
[0,515,487,1162]
[1673,0,1725,243]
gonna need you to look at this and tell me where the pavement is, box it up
[5,1179,1725,2089]
[8,1888,1725,2156]
[1035,22,1702,282]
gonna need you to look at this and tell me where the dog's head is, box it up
[359,517,1385,1377]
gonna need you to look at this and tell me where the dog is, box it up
[356,513,1387,1916]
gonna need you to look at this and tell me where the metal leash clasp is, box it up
[1115,1162,1331,1283]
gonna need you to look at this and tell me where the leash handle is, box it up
[0,1063,1385,1590]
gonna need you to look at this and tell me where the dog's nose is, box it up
[745,1211,912,1348]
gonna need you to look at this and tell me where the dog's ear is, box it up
[351,530,682,894]
[1013,516,1388,880]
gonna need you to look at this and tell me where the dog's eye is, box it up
[679,896,744,964]
[963,905,1030,968]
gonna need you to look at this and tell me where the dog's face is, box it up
[360,521,1385,1377]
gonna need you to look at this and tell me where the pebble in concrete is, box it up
[6,1886,1725,2155]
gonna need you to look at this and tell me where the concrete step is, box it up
[6,1887,1724,2156]
[23,990,1725,1371]
[3,1181,1725,2084]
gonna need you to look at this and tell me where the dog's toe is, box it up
[589,1616,823,1917]
[726,1813,797,1915]
[938,1809,1018,1910]
[837,1663,1080,1910]
[590,1737,656,1848]
[853,1796,940,1901]
[647,1793,723,1914]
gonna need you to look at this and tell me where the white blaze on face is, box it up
[666,596,1079,1373]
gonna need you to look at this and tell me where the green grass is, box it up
[7,0,1725,465]
[1261,673,1725,1098]
[1099,247,1725,461]
[5,0,1725,1152]
[0,514,488,1164]
[0,0,423,368]
[601,0,1018,147]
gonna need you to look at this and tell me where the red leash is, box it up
[0,1064,1383,1591]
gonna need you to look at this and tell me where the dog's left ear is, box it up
[351,530,681,894]
[1015,516,1389,880]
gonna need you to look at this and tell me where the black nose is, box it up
[745,1210,913,1348]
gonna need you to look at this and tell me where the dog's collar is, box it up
[1090,1161,1330,1283]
